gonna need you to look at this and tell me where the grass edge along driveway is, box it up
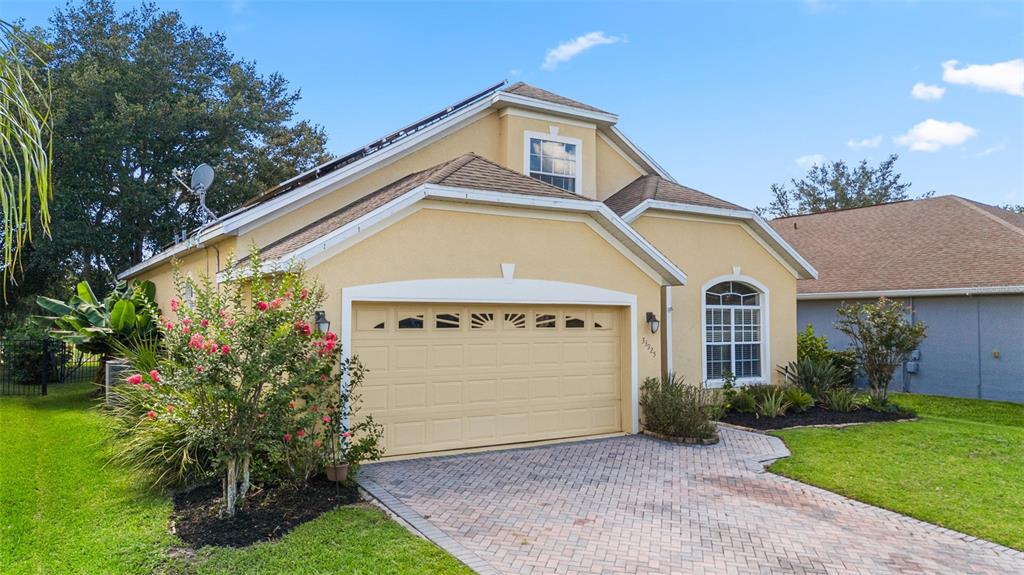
[0,383,472,575]
[769,392,1024,551]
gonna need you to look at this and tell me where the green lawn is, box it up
[0,383,472,575]
[770,392,1024,550]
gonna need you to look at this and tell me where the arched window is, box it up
[704,281,764,384]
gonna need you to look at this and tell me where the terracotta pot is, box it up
[325,462,349,482]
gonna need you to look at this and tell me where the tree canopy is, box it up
[3,0,330,326]
[760,154,930,219]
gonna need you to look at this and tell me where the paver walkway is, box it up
[360,429,1024,574]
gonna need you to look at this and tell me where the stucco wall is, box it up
[798,295,1023,403]
[630,212,799,387]
[306,204,665,429]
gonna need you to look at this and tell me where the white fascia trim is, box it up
[700,274,772,388]
[606,126,676,183]
[119,99,497,280]
[217,184,688,286]
[798,285,1024,300]
[622,199,819,280]
[423,185,687,285]
[340,278,641,433]
[491,91,619,125]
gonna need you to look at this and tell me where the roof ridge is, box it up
[772,198,921,220]
[427,153,480,184]
[953,196,1024,237]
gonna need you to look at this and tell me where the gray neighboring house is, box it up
[770,195,1024,403]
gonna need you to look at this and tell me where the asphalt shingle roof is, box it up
[769,196,1024,294]
[604,175,744,215]
[501,82,611,115]
[249,153,579,263]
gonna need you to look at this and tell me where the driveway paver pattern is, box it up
[360,429,1024,574]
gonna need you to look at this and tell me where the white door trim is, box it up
[341,278,640,434]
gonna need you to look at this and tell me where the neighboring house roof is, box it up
[769,195,1024,298]
[251,153,578,263]
[501,82,610,114]
[118,81,672,281]
[604,175,744,215]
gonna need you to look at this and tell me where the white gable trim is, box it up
[218,184,688,286]
[622,200,818,280]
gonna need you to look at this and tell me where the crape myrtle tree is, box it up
[834,297,927,405]
[120,251,355,517]
[3,0,330,326]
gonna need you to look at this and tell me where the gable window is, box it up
[704,281,765,384]
[524,132,581,194]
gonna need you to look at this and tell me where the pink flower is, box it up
[189,334,205,349]
[288,401,296,409]
[226,319,236,327]
[323,340,336,354]
[220,344,231,355]
[165,405,175,413]
[296,429,306,438]
[164,321,174,330]
[182,318,192,326]
[146,410,157,420]
[257,301,269,311]
[284,291,293,299]
[149,370,161,382]
[324,331,337,342]
[142,383,152,391]
[207,342,219,354]
[342,431,352,439]
[200,319,209,327]
[181,326,190,334]
[127,374,143,385]
[283,432,292,442]
[319,374,327,382]
[322,415,331,424]
[299,288,308,300]
[169,298,179,312]
[196,365,205,373]
[270,298,283,310]
[313,439,322,448]
[218,309,228,318]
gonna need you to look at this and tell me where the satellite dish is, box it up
[191,163,215,192]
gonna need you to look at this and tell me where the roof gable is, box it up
[501,82,610,114]
[604,175,744,215]
[770,196,1024,295]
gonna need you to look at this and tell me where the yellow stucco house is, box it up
[121,82,816,457]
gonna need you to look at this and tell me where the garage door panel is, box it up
[353,304,625,456]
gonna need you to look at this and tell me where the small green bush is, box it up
[822,386,860,412]
[730,388,757,413]
[755,386,791,418]
[797,324,830,363]
[777,357,849,399]
[640,373,721,439]
[783,386,814,412]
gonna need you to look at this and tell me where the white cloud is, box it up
[795,154,827,169]
[911,82,945,101]
[542,32,622,71]
[942,59,1024,97]
[847,135,883,149]
[975,143,1005,158]
[894,119,977,152]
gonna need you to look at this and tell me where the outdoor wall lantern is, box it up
[646,312,660,334]
[314,311,331,334]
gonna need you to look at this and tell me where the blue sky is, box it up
[5,0,1023,209]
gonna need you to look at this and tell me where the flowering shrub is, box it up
[109,249,382,516]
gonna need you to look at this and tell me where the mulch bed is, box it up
[720,405,915,431]
[171,475,360,548]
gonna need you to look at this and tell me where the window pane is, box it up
[535,313,556,328]
[706,344,731,380]
[470,313,495,329]
[435,313,460,329]
[503,313,526,329]
[735,344,761,378]
[398,315,424,329]
[531,139,543,155]
[565,314,585,328]
[529,155,541,171]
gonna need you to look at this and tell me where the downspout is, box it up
[976,297,983,399]
[903,297,914,392]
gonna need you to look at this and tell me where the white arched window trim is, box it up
[701,274,771,388]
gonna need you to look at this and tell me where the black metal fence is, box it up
[0,338,102,396]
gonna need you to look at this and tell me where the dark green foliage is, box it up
[783,386,814,413]
[640,373,721,439]
[822,386,860,413]
[835,297,927,404]
[1,324,49,385]
[761,154,929,218]
[797,324,830,362]
[5,0,331,326]
[777,357,850,399]
[755,386,790,418]
[730,387,757,413]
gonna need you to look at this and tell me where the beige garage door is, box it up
[352,303,623,456]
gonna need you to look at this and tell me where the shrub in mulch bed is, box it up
[720,405,915,431]
[171,476,360,548]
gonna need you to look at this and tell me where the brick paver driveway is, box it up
[360,429,1024,574]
